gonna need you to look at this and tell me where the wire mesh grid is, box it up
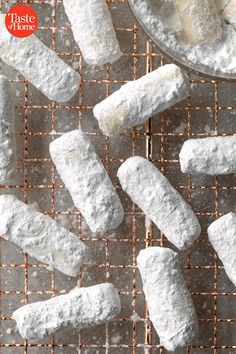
[0,0,236,353]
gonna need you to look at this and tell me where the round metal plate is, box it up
[128,0,236,81]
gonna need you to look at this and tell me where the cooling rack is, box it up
[0,0,236,353]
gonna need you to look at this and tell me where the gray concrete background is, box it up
[0,0,236,353]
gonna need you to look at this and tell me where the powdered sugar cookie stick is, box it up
[50,130,124,234]
[137,247,199,351]
[222,0,236,29]
[0,15,80,103]
[0,195,91,277]
[63,0,122,66]
[13,283,121,339]
[180,136,236,175]
[174,0,222,44]
[215,0,231,11]
[93,64,190,136]
[117,156,201,250]
[208,213,236,286]
[0,76,17,184]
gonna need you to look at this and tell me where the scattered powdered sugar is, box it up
[44,0,55,6]
[72,61,80,70]
[130,0,236,76]
[145,216,152,229]
[130,312,142,323]
[29,201,41,212]
[204,124,212,133]
[65,39,71,47]
[111,333,122,344]
[6,328,13,335]
[174,122,188,133]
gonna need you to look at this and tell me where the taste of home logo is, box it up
[5,4,38,38]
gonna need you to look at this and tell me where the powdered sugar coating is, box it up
[129,0,236,76]
[50,130,124,234]
[13,283,121,339]
[180,136,236,175]
[0,15,80,102]
[0,195,91,277]
[93,64,190,136]
[0,76,17,184]
[118,156,201,250]
[208,213,236,286]
[222,0,236,29]
[137,247,199,351]
[63,0,122,66]
[174,0,222,44]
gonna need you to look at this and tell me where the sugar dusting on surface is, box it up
[130,0,236,75]
[130,312,142,323]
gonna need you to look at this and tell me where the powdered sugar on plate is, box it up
[129,0,236,78]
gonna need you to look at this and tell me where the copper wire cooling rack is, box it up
[1,0,236,353]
